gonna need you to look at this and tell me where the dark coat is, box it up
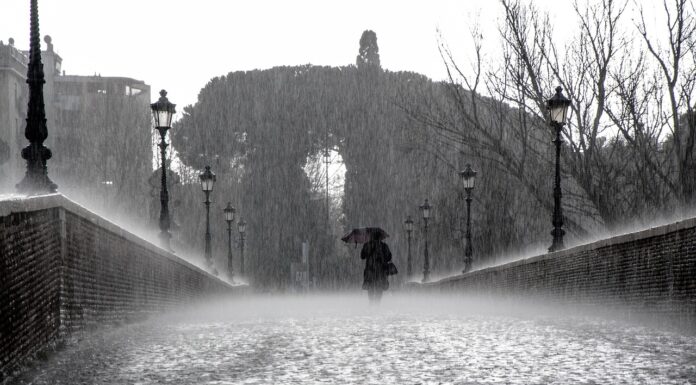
[361,240,392,291]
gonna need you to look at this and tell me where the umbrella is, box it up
[341,227,389,245]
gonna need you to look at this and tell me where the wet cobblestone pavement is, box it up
[16,295,696,384]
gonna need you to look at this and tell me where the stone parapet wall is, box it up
[0,207,62,381]
[0,194,236,380]
[422,218,696,329]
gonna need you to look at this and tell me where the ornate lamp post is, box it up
[224,202,236,280]
[150,90,176,251]
[459,164,477,273]
[199,166,216,268]
[547,86,571,252]
[238,219,247,276]
[419,199,432,283]
[16,0,58,195]
[404,216,414,278]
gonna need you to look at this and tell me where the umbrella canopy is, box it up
[341,227,389,244]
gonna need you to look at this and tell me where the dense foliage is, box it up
[169,37,581,290]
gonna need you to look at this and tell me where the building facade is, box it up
[0,38,28,186]
[0,35,152,219]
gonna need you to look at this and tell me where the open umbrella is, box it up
[341,227,389,245]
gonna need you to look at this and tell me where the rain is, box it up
[1,0,696,383]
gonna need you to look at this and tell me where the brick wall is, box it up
[0,194,236,380]
[0,207,62,380]
[422,218,696,329]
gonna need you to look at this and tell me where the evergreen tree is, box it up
[356,30,381,68]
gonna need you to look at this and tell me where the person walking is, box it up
[361,231,392,303]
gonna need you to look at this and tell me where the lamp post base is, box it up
[421,272,430,283]
[159,231,173,252]
[548,228,566,252]
[548,243,565,253]
[16,145,57,195]
[462,258,472,274]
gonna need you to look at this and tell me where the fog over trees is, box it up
[157,0,695,290]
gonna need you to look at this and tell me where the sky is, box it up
[0,0,584,109]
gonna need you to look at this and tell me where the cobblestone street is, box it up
[17,295,696,384]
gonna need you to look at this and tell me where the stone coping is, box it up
[0,193,233,289]
[429,215,696,287]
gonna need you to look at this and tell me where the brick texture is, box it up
[424,221,696,329]
[0,196,235,380]
[0,208,62,380]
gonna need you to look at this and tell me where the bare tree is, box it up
[404,0,624,237]
[634,0,696,206]
[406,0,696,235]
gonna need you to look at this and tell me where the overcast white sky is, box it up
[1,1,659,109]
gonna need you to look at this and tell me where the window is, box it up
[87,82,107,95]
[125,85,143,96]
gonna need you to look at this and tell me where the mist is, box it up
[15,294,696,384]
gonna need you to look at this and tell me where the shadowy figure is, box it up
[361,232,392,304]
